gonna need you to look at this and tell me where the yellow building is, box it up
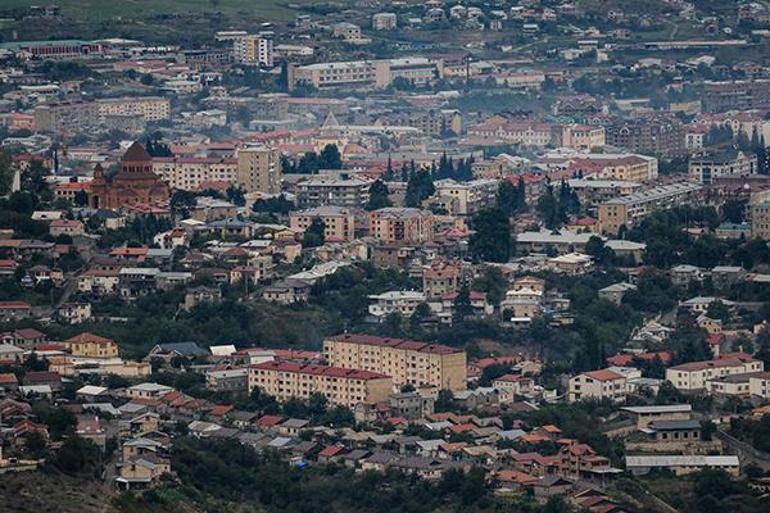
[97,97,171,121]
[152,156,238,191]
[236,146,282,194]
[289,206,356,241]
[368,207,434,244]
[248,362,392,408]
[560,124,606,149]
[64,332,119,358]
[598,182,703,234]
[323,333,467,391]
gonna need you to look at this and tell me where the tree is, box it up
[319,144,342,169]
[302,217,326,248]
[404,169,435,207]
[409,302,431,331]
[435,389,454,412]
[453,285,473,325]
[472,266,506,305]
[52,436,101,475]
[0,150,15,196]
[469,208,511,262]
[366,180,392,210]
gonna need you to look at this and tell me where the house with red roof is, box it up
[568,369,627,403]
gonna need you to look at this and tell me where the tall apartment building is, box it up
[688,150,757,185]
[598,182,704,234]
[384,109,462,137]
[289,206,356,241]
[236,146,282,194]
[323,333,467,391]
[566,179,643,210]
[248,361,392,408]
[295,174,372,208]
[97,97,171,122]
[369,207,434,244]
[751,201,770,239]
[233,33,274,67]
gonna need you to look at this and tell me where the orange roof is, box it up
[65,332,116,347]
[209,404,234,417]
[110,247,149,257]
[0,373,18,384]
[583,369,624,381]
[496,469,539,485]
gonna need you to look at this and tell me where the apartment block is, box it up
[751,201,770,239]
[152,156,238,191]
[703,79,770,113]
[34,101,100,134]
[368,207,434,244]
[64,332,120,358]
[97,97,171,122]
[248,361,392,408]
[559,124,606,149]
[688,150,757,185]
[289,206,356,241]
[290,57,441,90]
[665,355,764,391]
[236,146,282,194]
[372,12,397,30]
[323,333,467,391]
[598,182,704,234]
[568,369,627,402]
[233,33,274,67]
[433,179,498,216]
[295,174,372,209]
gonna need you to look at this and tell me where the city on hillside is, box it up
[0,1,770,513]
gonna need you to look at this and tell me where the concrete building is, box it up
[372,12,398,30]
[621,404,693,430]
[152,156,238,191]
[34,100,100,134]
[368,290,427,320]
[751,201,770,239]
[432,179,498,216]
[295,174,372,209]
[290,57,442,90]
[626,455,739,477]
[248,361,392,408]
[233,33,274,67]
[568,368,627,403]
[422,260,462,300]
[369,207,434,244]
[236,146,282,194]
[323,333,467,391]
[559,124,606,149]
[289,206,355,241]
[665,355,764,391]
[598,182,704,234]
[688,150,757,185]
[97,97,171,122]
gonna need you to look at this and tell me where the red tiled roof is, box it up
[583,369,624,381]
[251,361,390,380]
[326,333,463,356]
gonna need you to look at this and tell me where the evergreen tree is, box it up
[302,217,326,248]
[319,144,342,169]
[453,285,473,325]
[469,208,511,262]
[405,169,435,208]
[366,180,392,211]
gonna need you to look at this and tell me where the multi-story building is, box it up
[248,361,392,408]
[34,101,100,134]
[97,97,171,122]
[152,156,238,191]
[688,150,757,185]
[559,124,606,149]
[372,12,397,30]
[467,121,552,146]
[432,179,498,216]
[751,201,770,239]
[64,332,119,358]
[323,333,467,391]
[702,79,770,113]
[236,146,282,194]
[423,260,462,299]
[383,109,462,137]
[233,33,274,67]
[290,57,442,90]
[566,179,643,210]
[369,207,434,244]
[295,174,372,209]
[568,368,627,403]
[665,355,764,391]
[605,117,686,157]
[289,206,356,241]
[598,182,704,234]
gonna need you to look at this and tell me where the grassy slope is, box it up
[0,0,297,20]
[0,469,118,513]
